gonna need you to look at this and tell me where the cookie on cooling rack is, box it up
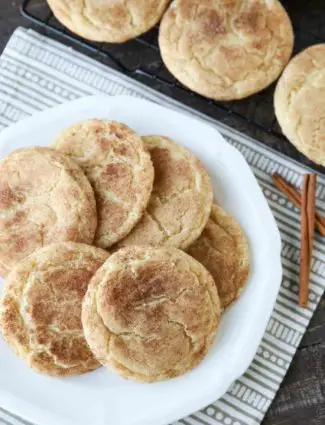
[274,44,325,166]
[159,0,294,100]
[47,0,170,43]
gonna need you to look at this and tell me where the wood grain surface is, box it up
[0,1,324,425]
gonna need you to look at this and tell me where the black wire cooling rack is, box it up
[21,0,325,146]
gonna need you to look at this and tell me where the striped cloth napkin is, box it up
[0,28,324,425]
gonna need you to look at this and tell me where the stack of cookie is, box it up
[0,119,249,382]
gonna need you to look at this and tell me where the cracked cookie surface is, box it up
[52,120,154,248]
[82,246,220,382]
[0,147,97,277]
[115,135,213,250]
[159,0,294,100]
[188,204,250,310]
[0,242,109,376]
[274,44,325,166]
[47,0,170,43]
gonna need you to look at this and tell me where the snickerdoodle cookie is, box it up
[188,204,250,310]
[0,147,97,277]
[116,136,213,250]
[0,243,109,376]
[82,246,220,382]
[159,0,294,100]
[274,44,325,166]
[52,120,154,249]
[47,0,169,43]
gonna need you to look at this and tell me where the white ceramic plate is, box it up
[0,95,282,425]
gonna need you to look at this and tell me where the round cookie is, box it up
[116,136,213,250]
[0,147,97,277]
[274,44,325,166]
[0,243,109,376]
[82,246,220,382]
[47,0,170,43]
[52,120,154,249]
[188,204,250,310]
[159,0,294,101]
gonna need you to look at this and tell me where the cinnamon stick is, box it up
[299,175,310,308]
[299,174,316,308]
[272,173,325,236]
[307,174,316,269]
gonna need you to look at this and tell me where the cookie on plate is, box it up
[274,44,325,166]
[47,0,170,43]
[116,136,213,250]
[0,243,109,376]
[82,246,220,382]
[159,0,294,100]
[0,147,97,277]
[188,204,250,310]
[52,120,154,249]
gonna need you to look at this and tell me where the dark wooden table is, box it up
[0,1,324,425]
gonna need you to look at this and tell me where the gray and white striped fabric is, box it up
[0,28,324,425]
